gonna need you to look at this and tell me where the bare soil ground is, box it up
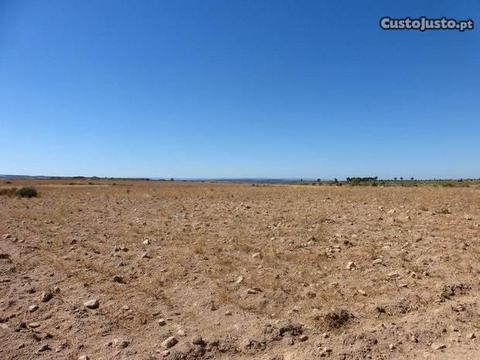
[1,181,480,359]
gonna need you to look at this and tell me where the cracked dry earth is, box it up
[1,181,480,359]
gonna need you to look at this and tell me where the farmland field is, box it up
[1,180,480,359]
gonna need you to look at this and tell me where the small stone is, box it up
[247,288,259,294]
[157,318,166,326]
[388,271,400,279]
[252,252,261,259]
[242,339,253,349]
[40,291,53,302]
[113,338,130,348]
[192,336,205,346]
[431,342,446,350]
[55,341,67,352]
[113,245,128,252]
[299,335,308,342]
[320,347,332,356]
[15,322,27,331]
[161,336,178,349]
[28,322,41,328]
[235,275,244,284]
[209,339,220,346]
[84,299,99,309]
[29,304,39,312]
[346,261,356,270]
[468,333,476,340]
[225,310,232,316]
[142,239,150,245]
[357,289,367,296]
[177,329,186,336]
[78,355,89,360]
[38,344,50,352]
[389,343,395,350]
[372,258,383,265]
[112,275,124,284]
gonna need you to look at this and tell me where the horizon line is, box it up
[2,174,479,182]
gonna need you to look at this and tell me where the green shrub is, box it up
[16,186,38,198]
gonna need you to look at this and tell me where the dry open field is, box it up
[1,180,480,359]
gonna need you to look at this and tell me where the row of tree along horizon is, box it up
[2,175,478,186]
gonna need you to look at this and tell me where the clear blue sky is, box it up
[1,0,479,179]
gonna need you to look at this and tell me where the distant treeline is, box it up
[2,175,480,187]
[303,176,479,188]
[346,177,378,185]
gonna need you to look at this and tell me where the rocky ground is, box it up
[1,180,480,359]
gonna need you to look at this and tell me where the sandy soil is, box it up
[1,181,480,359]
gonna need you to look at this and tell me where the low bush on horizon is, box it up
[15,186,38,198]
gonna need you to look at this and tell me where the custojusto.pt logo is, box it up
[380,16,474,32]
